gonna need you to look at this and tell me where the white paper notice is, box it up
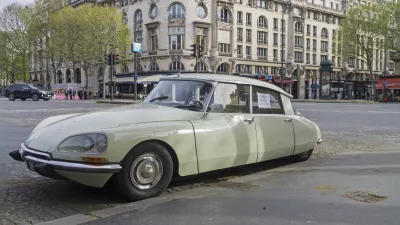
[257,93,271,108]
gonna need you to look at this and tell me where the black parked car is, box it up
[4,83,52,101]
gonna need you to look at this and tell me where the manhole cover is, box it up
[345,191,388,203]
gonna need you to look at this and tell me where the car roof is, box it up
[162,73,293,98]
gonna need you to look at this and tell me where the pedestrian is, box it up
[94,89,98,100]
[68,88,73,100]
[64,89,68,100]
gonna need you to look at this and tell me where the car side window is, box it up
[208,83,250,114]
[12,84,22,91]
[22,85,31,90]
[252,86,284,114]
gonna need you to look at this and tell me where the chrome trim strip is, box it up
[21,143,51,159]
[317,138,323,145]
[24,155,122,173]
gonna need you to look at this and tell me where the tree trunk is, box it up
[369,67,373,101]
[22,52,26,83]
[84,64,89,88]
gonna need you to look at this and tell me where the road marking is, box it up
[297,108,400,114]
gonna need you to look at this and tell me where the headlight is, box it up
[58,133,108,153]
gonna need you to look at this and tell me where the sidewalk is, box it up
[95,99,140,104]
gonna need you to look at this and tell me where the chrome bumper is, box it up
[317,138,323,145]
[15,143,122,174]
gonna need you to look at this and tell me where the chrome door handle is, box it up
[244,117,255,124]
[284,118,292,123]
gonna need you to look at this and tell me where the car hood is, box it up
[25,103,203,152]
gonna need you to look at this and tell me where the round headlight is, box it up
[82,135,94,151]
[95,134,108,152]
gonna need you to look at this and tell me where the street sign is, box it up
[384,81,387,87]
[266,75,273,81]
[279,68,285,76]
[131,42,142,53]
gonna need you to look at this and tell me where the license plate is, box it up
[26,161,36,171]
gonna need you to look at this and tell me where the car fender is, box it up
[292,116,321,155]
[51,120,199,177]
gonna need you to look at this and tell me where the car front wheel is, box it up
[116,142,173,201]
[32,94,39,101]
[8,94,15,101]
[291,149,313,162]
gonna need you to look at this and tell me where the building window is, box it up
[313,26,317,36]
[122,65,129,73]
[255,66,268,74]
[150,62,159,71]
[236,64,243,73]
[312,39,317,50]
[294,52,303,61]
[307,24,310,35]
[169,3,185,18]
[169,61,185,71]
[257,31,267,44]
[218,43,231,53]
[169,27,185,49]
[246,13,252,25]
[321,41,328,52]
[257,16,268,28]
[196,27,206,50]
[257,48,267,57]
[273,33,278,46]
[295,36,303,48]
[149,4,158,19]
[295,22,303,33]
[237,45,243,55]
[195,62,207,72]
[246,46,252,57]
[219,8,232,23]
[237,28,243,42]
[196,4,207,19]
[237,11,243,24]
[246,29,252,42]
[273,18,278,29]
[321,55,328,62]
[257,0,267,9]
[149,28,158,51]
[217,63,229,74]
[244,65,252,74]
[306,38,310,49]
[321,28,328,38]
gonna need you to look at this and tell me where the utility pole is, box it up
[280,6,285,89]
[383,32,388,100]
[134,52,137,101]
[110,52,114,101]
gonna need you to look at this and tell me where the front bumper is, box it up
[10,144,122,175]
[317,138,323,145]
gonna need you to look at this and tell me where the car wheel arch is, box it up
[129,139,180,178]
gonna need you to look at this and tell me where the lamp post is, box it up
[280,5,287,89]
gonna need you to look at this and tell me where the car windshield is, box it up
[143,80,213,112]
[27,84,39,90]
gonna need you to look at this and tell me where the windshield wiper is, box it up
[149,96,169,102]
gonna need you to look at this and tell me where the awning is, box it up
[376,77,400,89]
[115,75,169,85]
[273,75,293,84]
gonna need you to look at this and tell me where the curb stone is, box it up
[95,100,139,105]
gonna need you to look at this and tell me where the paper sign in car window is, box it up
[257,93,271,108]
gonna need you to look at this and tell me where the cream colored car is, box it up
[9,74,322,201]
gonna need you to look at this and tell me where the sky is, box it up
[0,0,34,11]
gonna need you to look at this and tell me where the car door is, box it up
[12,84,23,98]
[21,85,33,99]
[191,83,258,173]
[251,86,295,162]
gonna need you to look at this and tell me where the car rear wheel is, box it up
[116,142,173,201]
[291,149,313,162]
[21,98,26,101]
[43,99,50,101]
[8,94,15,101]
[32,94,39,101]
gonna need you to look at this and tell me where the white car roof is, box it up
[162,73,293,99]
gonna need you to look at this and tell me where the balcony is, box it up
[307,32,310,36]
[312,47,316,51]
[306,60,311,64]
[306,46,310,50]
[313,33,317,37]
[169,49,183,55]
[237,54,243,58]
[246,55,252,59]
[148,50,157,56]
[321,35,328,39]
[219,52,232,57]
[237,19,243,25]
[246,21,252,26]
[246,39,252,43]
[168,15,185,26]
[257,40,268,45]
[348,64,355,68]
[273,26,278,30]
[313,61,317,65]
[295,45,303,49]
[273,42,278,46]
[273,57,278,61]
[258,56,268,60]
[237,37,243,42]
[294,59,304,63]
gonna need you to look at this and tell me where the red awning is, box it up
[376,77,400,89]
[273,76,293,84]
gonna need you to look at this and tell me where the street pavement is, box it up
[83,149,400,225]
[0,97,400,224]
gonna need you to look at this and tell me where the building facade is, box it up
[29,0,395,99]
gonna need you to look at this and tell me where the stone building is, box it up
[29,0,395,99]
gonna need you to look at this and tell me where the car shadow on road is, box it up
[0,156,307,224]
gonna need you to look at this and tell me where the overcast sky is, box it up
[0,0,33,11]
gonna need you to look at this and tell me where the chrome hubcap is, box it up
[129,153,163,190]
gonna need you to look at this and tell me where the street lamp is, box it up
[280,5,288,89]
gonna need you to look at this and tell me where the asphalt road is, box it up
[85,150,400,225]
[0,98,400,224]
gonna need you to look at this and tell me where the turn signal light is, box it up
[82,157,108,163]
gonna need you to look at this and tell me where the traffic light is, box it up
[190,43,198,59]
[113,54,120,65]
[105,54,111,66]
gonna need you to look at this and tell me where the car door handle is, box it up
[284,118,292,123]
[244,117,255,124]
